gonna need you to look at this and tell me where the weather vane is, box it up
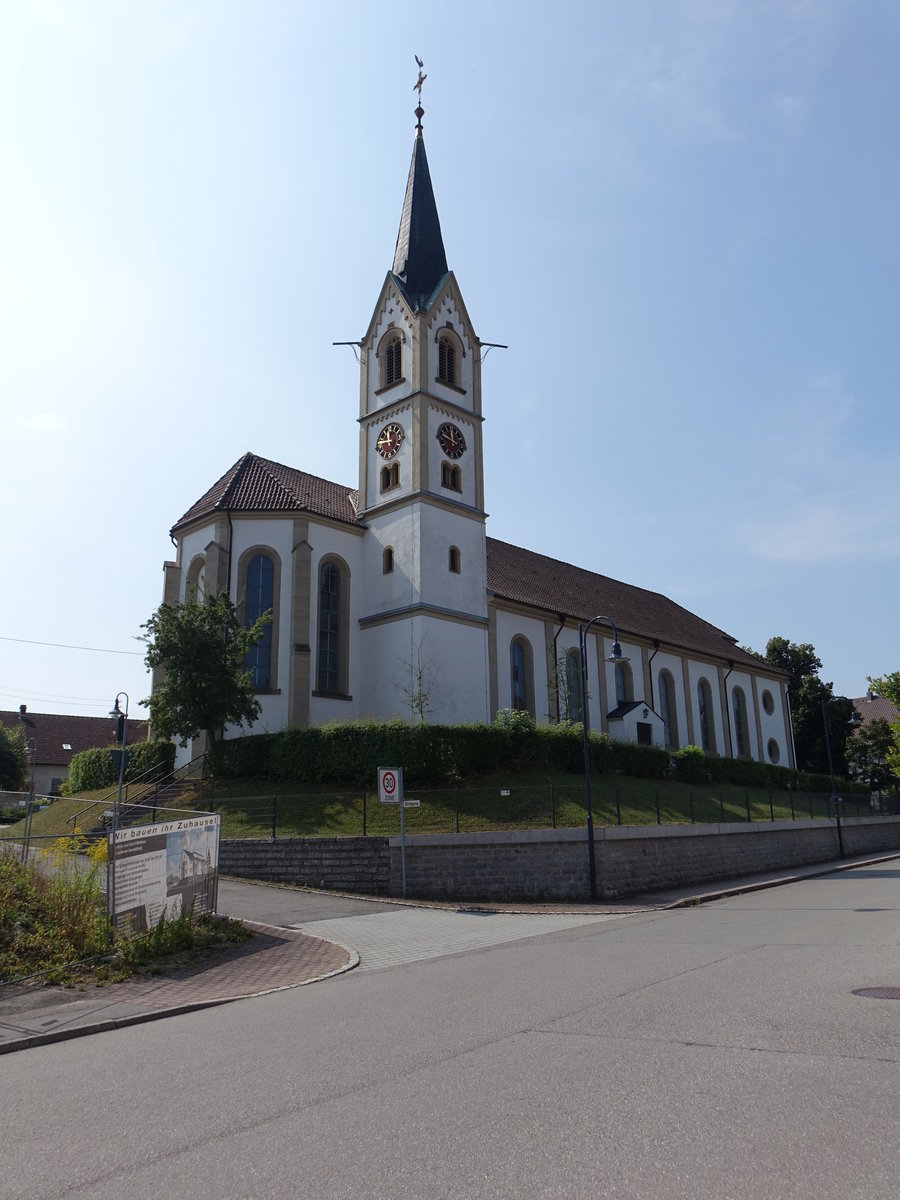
[414,55,427,129]
[414,55,427,99]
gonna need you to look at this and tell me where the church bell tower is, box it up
[355,80,490,724]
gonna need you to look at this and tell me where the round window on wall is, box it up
[767,738,780,764]
[762,689,775,715]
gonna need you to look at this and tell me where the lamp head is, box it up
[109,698,123,720]
[607,641,630,663]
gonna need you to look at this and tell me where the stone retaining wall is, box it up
[220,816,900,902]
[219,836,390,894]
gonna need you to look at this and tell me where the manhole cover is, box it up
[853,987,900,1000]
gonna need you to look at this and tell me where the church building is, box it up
[159,97,794,771]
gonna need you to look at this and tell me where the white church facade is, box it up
[159,103,795,771]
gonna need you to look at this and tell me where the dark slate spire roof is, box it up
[170,453,362,535]
[391,129,449,309]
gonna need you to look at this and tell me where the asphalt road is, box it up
[4,863,899,1199]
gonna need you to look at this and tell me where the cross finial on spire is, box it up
[414,55,427,131]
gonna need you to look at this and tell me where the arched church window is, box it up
[316,557,350,696]
[449,546,461,574]
[381,463,400,492]
[383,547,394,574]
[615,661,633,705]
[380,333,402,389]
[565,648,583,724]
[185,555,206,600]
[732,686,750,758]
[658,670,679,749]
[697,678,714,752]
[438,335,456,385]
[441,462,461,491]
[244,552,275,690]
[510,637,534,717]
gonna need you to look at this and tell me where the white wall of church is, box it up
[357,615,490,725]
[756,676,790,767]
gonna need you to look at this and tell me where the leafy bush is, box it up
[673,745,711,785]
[67,740,176,793]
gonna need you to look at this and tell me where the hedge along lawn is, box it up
[164,770,850,838]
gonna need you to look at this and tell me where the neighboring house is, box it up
[0,705,149,796]
[852,691,899,729]
[158,104,794,771]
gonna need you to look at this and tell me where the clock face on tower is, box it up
[376,422,405,459]
[437,422,466,460]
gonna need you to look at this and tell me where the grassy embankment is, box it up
[2,769,852,844]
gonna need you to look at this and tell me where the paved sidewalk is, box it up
[0,921,355,1055]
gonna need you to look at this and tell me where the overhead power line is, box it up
[0,635,143,656]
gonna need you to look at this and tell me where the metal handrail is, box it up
[67,751,207,828]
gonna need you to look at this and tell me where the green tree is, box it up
[761,637,854,775]
[867,671,900,708]
[0,723,28,791]
[141,591,271,747]
[847,718,899,796]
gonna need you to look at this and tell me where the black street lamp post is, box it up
[108,692,129,925]
[578,616,629,901]
[821,695,860,861]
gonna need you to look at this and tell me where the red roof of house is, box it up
[0,709,150,768]
[852,693,899,727]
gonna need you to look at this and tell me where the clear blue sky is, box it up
[2,1,898,720]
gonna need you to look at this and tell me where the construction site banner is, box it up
[109,815,220,934]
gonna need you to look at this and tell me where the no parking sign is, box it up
[378,766,403,805]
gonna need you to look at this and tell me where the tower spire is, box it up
[391,58,448,308]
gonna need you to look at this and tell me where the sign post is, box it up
[378,766,409,898]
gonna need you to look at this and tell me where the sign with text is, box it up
[378,766,403,805]
[109,815,220,934]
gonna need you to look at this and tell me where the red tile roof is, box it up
[170,458,777,673]
[486,538,769,670]
[0,710,150,768]
[851,694,899,727]
[171,453,362,535]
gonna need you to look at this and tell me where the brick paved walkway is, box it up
[0,922,355,1054]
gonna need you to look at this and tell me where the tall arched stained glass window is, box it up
[659,670,679,749]
[318,562,341,693]
[245,554,274,688]
[697,678,713,752]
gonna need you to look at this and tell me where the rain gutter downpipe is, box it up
[552,613,567,724]
[723,661,734,757]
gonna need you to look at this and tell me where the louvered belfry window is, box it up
[438,336,456,385]
[384,337,401,386]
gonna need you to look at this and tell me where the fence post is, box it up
[769,790,774,822]
[808,792,814,819]
[551,784,556,829]
[363,790,367,837]
[719,791,725,821]
[616,784,621,826]
[271,795,277,841]
[209,797,215,813]
[689,789,695,824]
[655,789,661,825]
[790,790,795,821]
[745,789,751,822]
[455,786,459,834]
